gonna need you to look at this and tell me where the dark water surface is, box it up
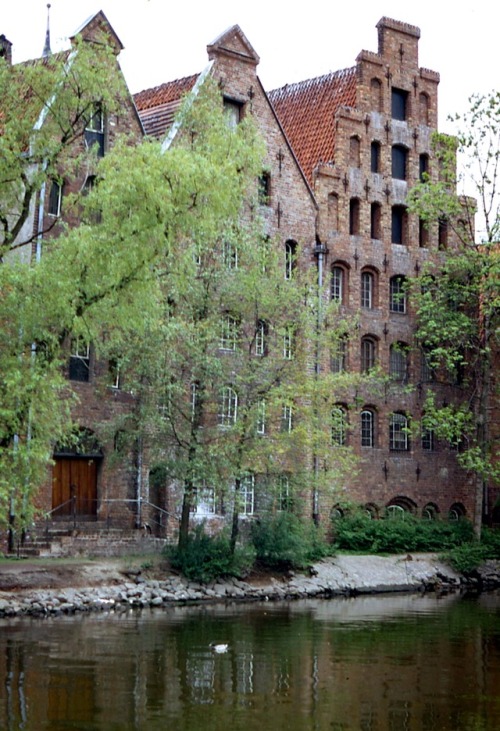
[0,592,499,730]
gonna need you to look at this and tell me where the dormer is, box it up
[207,25,260,68]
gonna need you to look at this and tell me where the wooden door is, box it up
[52,458,97,516]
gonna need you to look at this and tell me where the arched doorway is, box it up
[52,430,102,518]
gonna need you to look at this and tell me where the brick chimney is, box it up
[0,34,12,65]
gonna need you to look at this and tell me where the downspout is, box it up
[313,240,327,524]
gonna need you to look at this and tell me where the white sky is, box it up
[2,0,497,134]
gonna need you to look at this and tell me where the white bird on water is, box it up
[210,642,229,653]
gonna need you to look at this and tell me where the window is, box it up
[389,412,409,451]
[361,409,376,447]
[420,348,435,383]
[349,136,361,167]
[328,193,339,231]
[349,198,360,235]
[438,217,449,250]
[331,337,347,373]
[419,92,430,125]
[223,240,238,269]
[283,328,294,359]
[370,78,383,112]
[331,265,346,304]
[285,240,297,280]
[256,400,266,435]
[370,202,381,239]
[240,474,254,515]
[361,270,374,308]
[195,484,216,515]
[255,320,267,356]
[220,314,239,350]
[391,206,408,245]
[108,358,121,389]
[392,145,408,180]
[361,336,377,373]
[278,475,291,511]
[191,381,200,420]
[421,427,434,451]
[69,339,90,382]
[84,102,105,157]
[391,88,408,121]
[258,171,271,205]
[419,154,429,182]
[389,342,409,382]
[389,276,407,314]
[48,179,63,216]
[218,386,238,427]
[419,218,429,248]
[332,406,347,446]
[224,97,242,128]
[371,141,381,173]
[281,404,293,433]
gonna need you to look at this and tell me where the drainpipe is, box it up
[135,437,143,528]
[313,240,327,525]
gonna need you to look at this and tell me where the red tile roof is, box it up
[269,67,357,184]
[134,74,199,139]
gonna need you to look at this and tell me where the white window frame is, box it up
[332,406,347,446]
[281,404,293,433]
[361,409,375,447]
[256,400,266,435]
[218,386,238,428]
[361,271,373,309]
[220,315,239,351]
[240,474,255,515]
[389,413,409,451]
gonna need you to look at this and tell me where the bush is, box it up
[445,527,500,573]
[332,512,474,554]
[251,512,330,570]
[166,525,255,583]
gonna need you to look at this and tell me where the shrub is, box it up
[166,525,255,583]
[251,512,330,570]
[332,512,474,554]
[445,527,500,573]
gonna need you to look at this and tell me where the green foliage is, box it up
[166,524,255,583]
[445,528,500,573]
[251,512,330,570]
[332,512,474,554]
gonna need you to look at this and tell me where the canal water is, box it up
[0,591,499,730]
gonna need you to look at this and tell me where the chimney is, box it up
[0,34,13,65]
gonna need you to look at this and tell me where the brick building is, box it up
[3,13,488,551]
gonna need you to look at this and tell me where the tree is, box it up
[408,92,500,535]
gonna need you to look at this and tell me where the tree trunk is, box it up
[230,477,241,555]
[178,479,195,552]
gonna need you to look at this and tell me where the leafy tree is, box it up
[408,92,500,535]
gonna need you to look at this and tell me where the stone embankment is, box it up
[0,553,486,619]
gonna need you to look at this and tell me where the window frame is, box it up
[361,270,374,309]
[361,336,377,373]
[389,412,410,451]
[392,144,408,181]
[220,314,239,351]
[218,386,238,428]
[284,240,297,280]
[389,276,407,314]
[391,88,408,121]
[389,342,409,383]
[361,409,376,447]
[332,405,348,446]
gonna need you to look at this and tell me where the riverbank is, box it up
[3,552,495,618]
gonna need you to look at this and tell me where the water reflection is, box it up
[0,592,499,730]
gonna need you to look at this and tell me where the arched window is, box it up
[370,202,382,239]
[331,263,348,305]
[438,217,449,250]
[389,342,409,382]
[391,206,408,245]
[361,408,376,447]
[220,314,239,350]
[328,192,339,231]
[448,503,466,521]
[285,240,297,280]
[419,153,429,182]
[255,320,268,356]
[331,336,348,373]
[361,269,376,308]
[389,412,409,451]
[371,141,381,173]
[389,275,407,313]
[392,145,408,180]
[370,78,383,112]
[332,405,348,446]
[361,336,377,373]
[218,386,238,427]
[419,92,430,125]
[422,503,438,520]
[349,198,360,235]
[349,136,361,167]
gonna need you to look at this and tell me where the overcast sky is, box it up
[2,0,497,134]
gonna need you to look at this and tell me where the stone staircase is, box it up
[11,521,166,558]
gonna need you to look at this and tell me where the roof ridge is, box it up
[269,66,356,97]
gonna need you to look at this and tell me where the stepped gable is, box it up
[134,74,199,139]
[269,67,357,185]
